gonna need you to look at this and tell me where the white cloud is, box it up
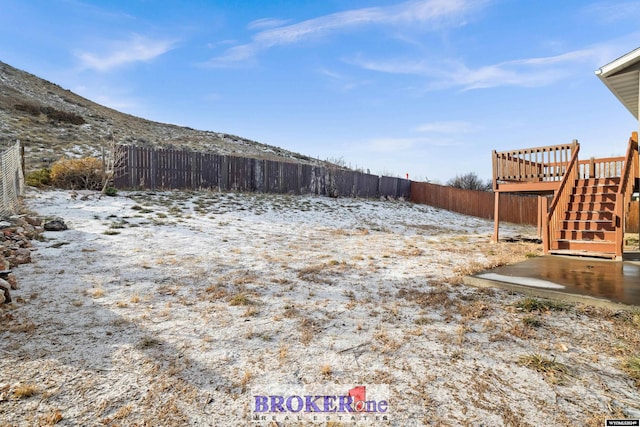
[247,18,290,30]
[316,68,372,91]
[76,34,176,71]
[349,45,614,90]
[205,0,488,67]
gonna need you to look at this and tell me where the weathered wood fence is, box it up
[113,145,411,199]
[628,202,639,234]
[410,181,640,233]
[112,144,638,232]
[410,181,538,225]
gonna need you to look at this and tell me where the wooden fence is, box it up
[628,202,639,234]
[410,181,640,233]
[113,145,411,199]
[112,145,638,233]
[410,181,538,225]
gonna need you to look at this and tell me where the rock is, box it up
[8,248,31,266]
[24,216,43,227]
[44,219,67,231]
[0,221,11,229]
[6,274,17,290]
[0,278,11,303]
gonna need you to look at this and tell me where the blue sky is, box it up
[2,0,639,182]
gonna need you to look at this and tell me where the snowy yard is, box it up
[1,189,639,426]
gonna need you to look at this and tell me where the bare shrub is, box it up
[51,157,104,190]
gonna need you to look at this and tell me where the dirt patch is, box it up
[1,189,638,426]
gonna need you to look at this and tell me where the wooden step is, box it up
[548,249,617,259]
[564,210,614,221]
[556,229,616,241]
[577,177,620,187]
[569,193,616,203]
[561,220,615,231]
[572,185,618,195]
[566,202,615,211]
[553,239,616,253]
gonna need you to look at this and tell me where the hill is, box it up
[0,61,326,171]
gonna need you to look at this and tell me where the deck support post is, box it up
[493,191,500,243]
[541,196,549,254]
[537,195,543,240]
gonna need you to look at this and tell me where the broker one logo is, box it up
[253,386,388,414]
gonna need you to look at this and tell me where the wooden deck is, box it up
[492,134,639,260]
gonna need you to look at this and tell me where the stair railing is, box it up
[543,141,580,254]
[613,133,639,258]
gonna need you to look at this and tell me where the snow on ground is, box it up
[1,189,639,426]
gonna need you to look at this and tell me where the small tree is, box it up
[101,137,127,193]
[447,172,492,191]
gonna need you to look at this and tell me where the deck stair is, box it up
[551,177,620,258]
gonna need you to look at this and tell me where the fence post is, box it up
[20,141,25,178]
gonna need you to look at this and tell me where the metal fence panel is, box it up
[0,142,25,218]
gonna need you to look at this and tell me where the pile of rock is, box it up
[0,216,44,304]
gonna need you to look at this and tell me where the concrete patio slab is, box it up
[464,253,640,311]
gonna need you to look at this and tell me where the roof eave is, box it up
[596,47,640,119]
[596,70,638,118]
[596,47,640,78]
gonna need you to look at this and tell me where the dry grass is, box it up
[518,353,571,384]
[204,283,228,301]
[374,329,402,353]
[89,286,105,298]
[278,342,289,364]
[515,297,571,313]
[414,316,432,325]
[40,409,63,426]
[448,241,543,283]
[242,306,260,317]
[508,323,535,340]
[240,370,252,389]
[522,315,543,328]
[320,364,332,378]
[13,384,38,399]
[229,293,252,306]
[299,317,320,345]
[458,300,491,320]
[622,355,640,386]
[397,287,452,309]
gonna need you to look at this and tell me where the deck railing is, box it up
[613,133,639,257]
[543,143,580,254]
[578,156,625,179]
[492,142,577,187]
